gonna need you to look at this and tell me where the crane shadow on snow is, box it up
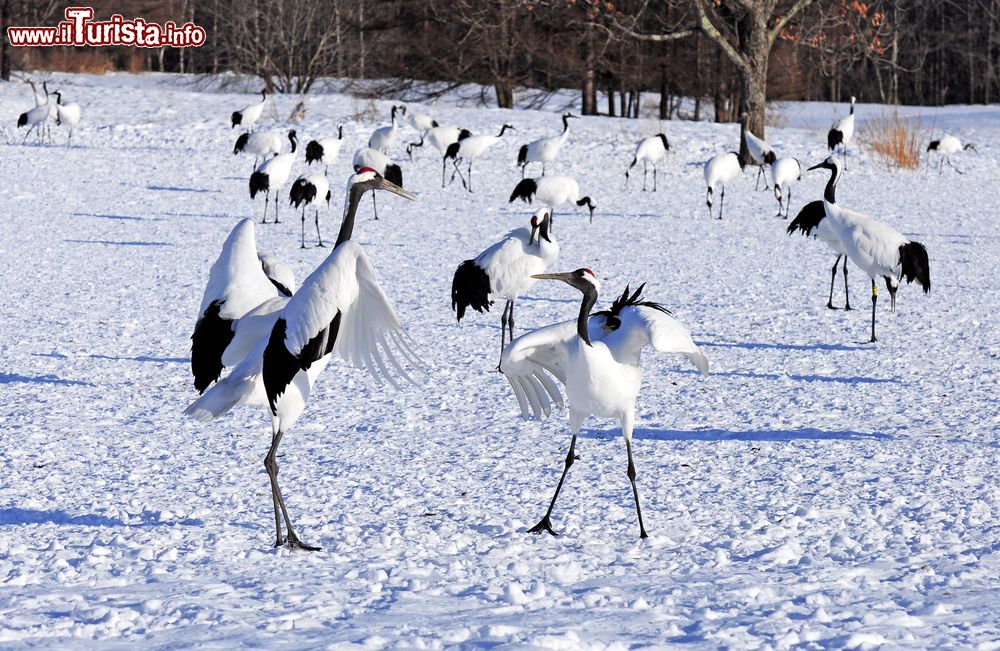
[89,354,189,364]
[0,373,93,386]
[72,211,146,221]
[698,339,869,352]
[0,507,203,528]
[673,368,896,384]
[65,239,171,247]
[146,184,220,194]
[580,427,891,443]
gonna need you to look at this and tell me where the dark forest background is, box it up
[3,0,998,133]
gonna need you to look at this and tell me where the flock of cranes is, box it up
[59,88,943,548]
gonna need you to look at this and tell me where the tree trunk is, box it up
[659,64,669,119]
[736,12,769,156]
[1,0,11,81]
[495,82,513,109]
[608,83,616,117]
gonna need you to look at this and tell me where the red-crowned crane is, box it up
[249,130,298,224]
[232,90,267,130]
[289,171,331,248]
[368,105,405,153]
[827,96,856,169]
[927,135,976,174]
[770,157,801,219]
[517,113,577,177]
[703,152,744,219]
[191,219,296,395]
[185,168,422,551]
[404,107,437,133]
[406,126,473,186]
[508,175,596,226]
[17,85,52,145]
[445,124,516,192]
[53,91,81,147]
[452,208,559,363]
[625,134,670,191]
[305,124,344,174]
[808,156,930,342]
[500,271,708,538]
[741,113,775,191]
[235,129,291,173]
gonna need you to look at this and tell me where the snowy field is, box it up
[1,72,998,648]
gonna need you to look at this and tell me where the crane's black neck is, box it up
[337,124,343,139]
[823,166,839,204]
[539,216,551,243]
[849,101,855,115]
[562,114,571,132]
[577,287,598,346]
[54,91,62,105]
[336,185,365,248]
[657,133,669,151]
[288,132,297,153]
[260,90,266,102]
[497,124,512,137]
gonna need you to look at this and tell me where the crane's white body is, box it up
[823,201,910,283]
[369,106,403,153]
[238,130,285,161]
[256,151,296,193]
[454,133,503,162]
[234,93,266,131]
[353,147,392,174]
[308,137,342,167]
[55,98,81,130]
[416,126,468,156]
[930,134,963,156]
[625,134,670,191]
[502,302,708,425]
[522,175,582,208]
[830,101,856,148]
[186,239,419,426]
[405,110,437,132]
[703,152,743,218]
[294,172,330,207]
[770,157,801,218]
[475,213,559,302]
[520,115,572,174]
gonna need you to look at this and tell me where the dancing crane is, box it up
[500,272,708,538]
[406,125,472,186]
[53,91,81,147]
[185,168,422,551]
[808,157,930,341]
[452,208,559,362]
[786,200,853,310]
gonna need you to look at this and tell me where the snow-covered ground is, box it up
[1,72,998,648]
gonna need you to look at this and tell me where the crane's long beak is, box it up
[375,177,417,201]
[807,162,825,171]
[532,272,574,282]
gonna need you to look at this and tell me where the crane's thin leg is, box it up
[843,259,852,310]
[274,194,281,223]
[827,255,841,309]
[754,166,761,191]
[528,413,582,537]
[441,157,447,188]
[869,278,878,343]
[372,192,378,220]
[67,129,72,148]
[265,431,283,547]
[300,206,307,248]
[264,429,320,551]
[508,299,515,342]
[642,162,648,191]
[21,124,34,145]
[261,192,269,224]
[542,163,547,177]
[944,157,964,174]
[623,424,648,539]
[718,188,725,220]
[497,300,510,371]
[786,187,792,219]
[774,184,783,218]
[653,164,657,192]
[706,189,713,219]
[886,277,897,313]
[315,208,325,247]
[467,161,473,193]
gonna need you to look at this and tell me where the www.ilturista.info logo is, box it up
[7,7,206,48]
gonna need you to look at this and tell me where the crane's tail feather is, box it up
[305,140,323,164]
[451,260,491,321]
[828,128,843,150]
[786,200,826,237]
[184,365,260,422]
[899,241,931,292]
[508,178,537,204]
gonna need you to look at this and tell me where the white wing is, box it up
[221,295,288,367]
[602,305,709,375]
[185,338,268,422]
[499,320,576,419]
[282,240,423,387]
[198,219,277,319]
